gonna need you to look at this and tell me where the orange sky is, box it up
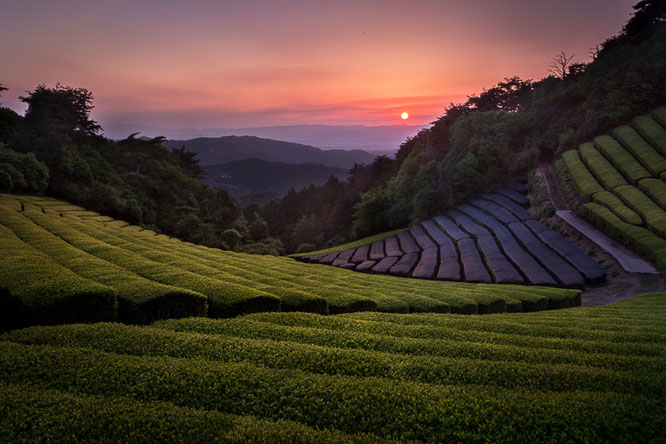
[1,0,636,129]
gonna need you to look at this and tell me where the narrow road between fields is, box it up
[539,164,658,274]
[555,210,658,274]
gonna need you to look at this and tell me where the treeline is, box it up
[0,84,279,252]
[258,156,395,253]
[260,0,666,252]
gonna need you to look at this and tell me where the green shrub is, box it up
[592,191,642,225]
[561,150,603,201]
[553,158,580,211]
[4,323,664,395]
[0,205,208,324]
[0,383,375,443]
[613,125,666,177]
[0,148,49,192]
[0,340,663,443]
[613,185,666,238]
[632,115,666,157]
[0,222,116,331]
[638,178,666,211]
[18,205,279,318]
[63,193,578,315]
[1,292,665,442]
[581,203,666,272]
[295,243,316,254]
[1,193,585,323]
[579,142,627,189]
[155,314,664,370]
[593,135,650,184]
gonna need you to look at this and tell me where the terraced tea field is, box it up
[0,194,583,331]
[562,107,666,272]
[302,183,605,288]
[1,292,664,442]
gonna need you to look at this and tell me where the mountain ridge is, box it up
[164,135,377,169]
[105,123,424,153]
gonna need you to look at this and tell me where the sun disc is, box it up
[401,112,409,120]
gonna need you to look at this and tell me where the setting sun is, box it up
[401,112,409,120]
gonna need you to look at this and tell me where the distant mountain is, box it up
[203,158,348,206]
[106,123,425,153]
[215,124,424,153]
[164,135,376,169]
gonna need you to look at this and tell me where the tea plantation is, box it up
[0,194,582,331]
[300,183,605,288]
[562,107,666,272]
[1,292,665,441]
[1,147,664,441]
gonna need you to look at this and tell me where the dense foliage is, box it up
[0,84,283,250]
[0,148,48,192]
[260,156,397,252]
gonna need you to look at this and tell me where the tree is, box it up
[20,83,101,136]
[467,77,533,112]
[248,212,270,241]
[348,155,395,192]
[0,148,49,192]
[548,52,576,80]
[0,84,7,104]
[623,0,666,39]
[172,146,204,179]
[117,133,170,174]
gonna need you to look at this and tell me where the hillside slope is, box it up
[560,107,666,272]
[300,183,605,289]
[0,194,581,331]
[1,292,664,442]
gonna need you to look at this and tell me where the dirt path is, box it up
[540,164,569,211]
[534,163,664,305]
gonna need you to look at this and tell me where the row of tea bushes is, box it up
[0,194,582,330]
[561,108,666,272]
[302,184,604,287]
[1,292,664,442]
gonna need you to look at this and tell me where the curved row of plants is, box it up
[301,183,604,288]
[0,194,581,331]
[560,107,666,272]
[1,292,664,442]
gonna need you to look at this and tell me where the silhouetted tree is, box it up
[117,133,169,174]
[20,83,101,136]
[172,145,204,179]
[467,77,533,112]
[623,0,666,38]
[548,52,576,80]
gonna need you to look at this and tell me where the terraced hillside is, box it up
[0,194,582,331]
[1,292,664,442]
[302,183,605,288]
[562,107,666,272]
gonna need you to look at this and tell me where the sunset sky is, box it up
[1,0,636,130]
